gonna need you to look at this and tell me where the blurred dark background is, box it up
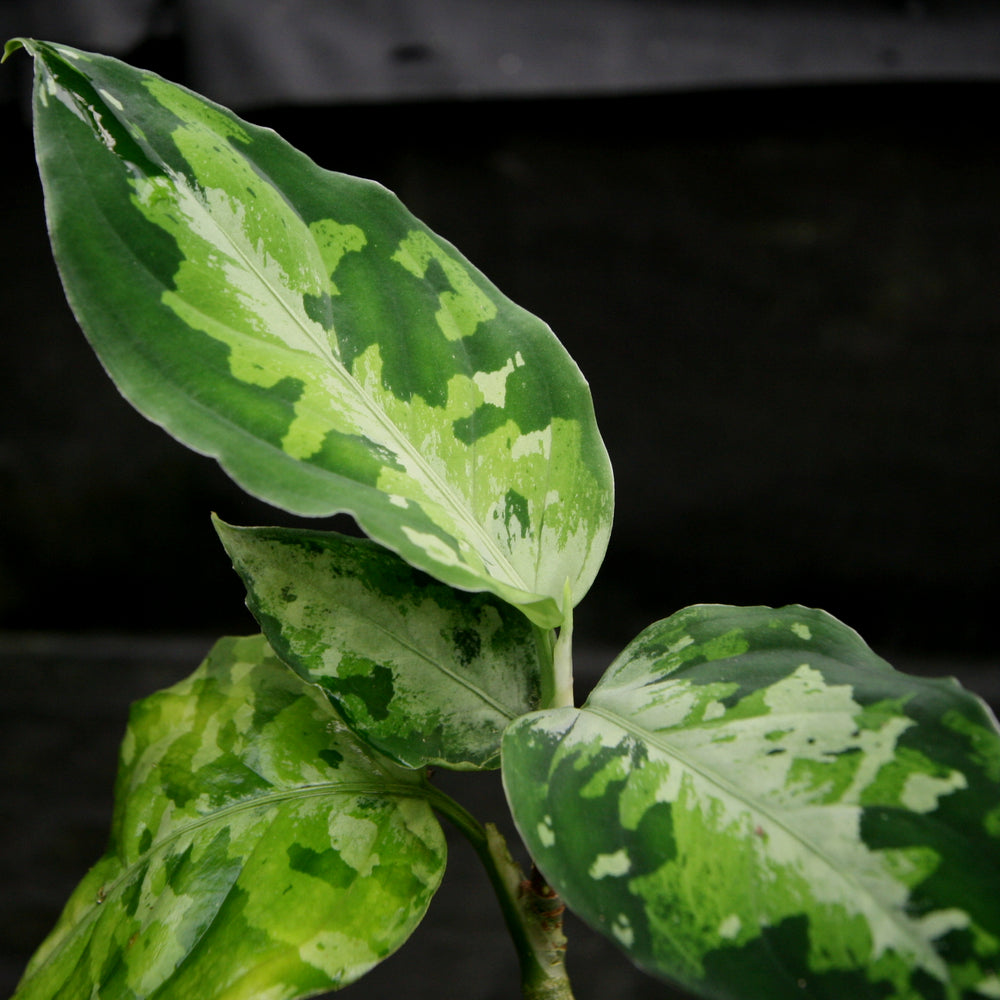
[1,2,998,998]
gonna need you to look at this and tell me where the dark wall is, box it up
[2,76,998,660]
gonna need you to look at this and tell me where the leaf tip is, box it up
[210,512,242,558]
[2,37,27,64]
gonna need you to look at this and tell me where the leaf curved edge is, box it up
[15,37,611,629]
[214,516,548,771]
[503,604,1000,1000]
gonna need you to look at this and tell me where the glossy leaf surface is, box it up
[215,518,545,770]
[14,635,446,1000]
[503,605,1000,1000]
[12,38,613,627]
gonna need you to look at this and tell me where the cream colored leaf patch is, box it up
[503,605,1000,1000]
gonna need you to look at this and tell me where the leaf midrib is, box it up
[583,703,947,976]
[23,779,432,988]
[160,150,530,596]
[314,604,520,723]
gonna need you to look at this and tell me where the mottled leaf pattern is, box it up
[14,38,613,627]
[503,605,1000,1000]
[14,635,446,1000]
[215,517,546,770]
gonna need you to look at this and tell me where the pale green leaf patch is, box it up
[214,517,547,770]
[503,605,1000,1000]
[13,38,613,627]
[391,229,497,341]
[13,635,446,1000]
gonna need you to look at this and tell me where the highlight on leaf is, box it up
[502,605,1000,1000]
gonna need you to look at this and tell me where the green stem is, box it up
[538,580,575,711]
[424,784,575,1000]
[550,581,575,709]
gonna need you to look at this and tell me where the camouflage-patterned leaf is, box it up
[8,37,613,628]
[503,605,1000,1000]
[14,635,446,1000]
[214,517,546,770]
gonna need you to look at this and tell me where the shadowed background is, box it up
[1,2,998,997]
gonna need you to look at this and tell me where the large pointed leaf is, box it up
[215,517,546,770]
[503,605,1000,1000]
[9,38,613,628]
[14,635,446,1000]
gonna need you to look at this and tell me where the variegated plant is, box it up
[6,37,999,1000]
